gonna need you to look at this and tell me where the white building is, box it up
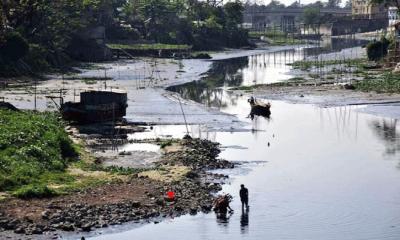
[388,7,399,26]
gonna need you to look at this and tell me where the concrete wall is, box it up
[331,18,388,36]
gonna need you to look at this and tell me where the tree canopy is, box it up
[0,0,249,76]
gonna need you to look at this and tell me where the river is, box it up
[68,39,400,240]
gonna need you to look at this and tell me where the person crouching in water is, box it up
[214,194,233,216]
[240,184,249,210]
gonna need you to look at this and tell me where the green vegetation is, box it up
[229,84,268,91]
[160,139,174,148]
[13,184,59,199]
[303,7,321,26]
[229,77,307,90]
[366,38,390,61]
[290,58,366,71]
[107,43,191,51]
[354,72,400,93]
[82,79,98,85]
[0,110,150,199]
[0,0,250,76]
[0,110,77,196]
[249,31,305,46]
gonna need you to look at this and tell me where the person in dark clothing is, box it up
[240,184,249,209]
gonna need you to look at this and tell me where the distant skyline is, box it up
[242,0,347,7]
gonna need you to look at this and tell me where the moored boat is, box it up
[248,97,271,117]
[61,90,128,123]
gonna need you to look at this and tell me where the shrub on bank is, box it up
[13,184,59,199]
[366,38,390,61]
[0,110,77,194]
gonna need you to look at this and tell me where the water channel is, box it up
[77,39,400,240]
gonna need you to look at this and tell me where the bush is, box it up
[367,38,390,61]
[13,184,58,199]
[0,110,77,192]
[0,32,29,62]
[22,44,51,72]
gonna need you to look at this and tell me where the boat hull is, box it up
[250,104,271,117]
[61,102,127,123]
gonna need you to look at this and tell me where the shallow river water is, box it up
[86,95,400,240]
[86,65,400,240]
[32,38,395,240]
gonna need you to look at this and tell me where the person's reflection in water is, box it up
[240,208,249,234]
[216,211,232,227]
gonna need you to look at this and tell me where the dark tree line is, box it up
[0,0,249,76]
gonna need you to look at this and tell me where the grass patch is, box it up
[107,43,191,51]
[229,84,267,91]
[0,110,77,191]
[0,110,152,199]
[64,76,112,81]
[82,79,97,85]
[290,58,367,71]
[160,139,174,148]
[13,184,59,199]
[0,110,80,197]
[269,37,305,46]
[354,72,400,93]
[138,166,189,183]
[288,77,306,82]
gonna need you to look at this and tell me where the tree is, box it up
[303,7,321,25]
[305,1,324,8]
[344,0,352,8]
[326,0,342,8]
[370,0,400,13]
[0,4,5,44]
[266,0,285,9]
[288,1,301,8]
[223,1,244,29]
[0,32,29,62]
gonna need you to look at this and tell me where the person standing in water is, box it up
[240,184,249,209]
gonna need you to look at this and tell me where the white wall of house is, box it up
[389,7,399,26]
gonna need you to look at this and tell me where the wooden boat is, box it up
[61,90,128,123]
[248,97,271,117]
[0,102,19,111]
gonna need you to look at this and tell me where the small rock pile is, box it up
[163,138,234,170]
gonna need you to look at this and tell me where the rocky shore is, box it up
[0,136,234,239]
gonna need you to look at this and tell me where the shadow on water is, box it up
[216,211,233,229]
[305,37,368,55]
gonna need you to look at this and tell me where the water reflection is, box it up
[216,212,232,227]
[168,38,368,110]
[87,101,400,240]
[240,208,249,234]
[369,119,400,156]
[167,58,247,107]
